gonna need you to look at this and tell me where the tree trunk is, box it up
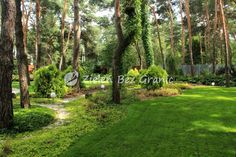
[35,0,41,69]
[15,0,30,108]
[135,41,143,70]
[212,0,218,74]
[204,0,211,63]
[22,0,32,55]
[73,0,81,91]
[185,0,194,76]
[0,0,15,129]
[112,0,123,104]
[199,34,204,64]
[151,6,165,69]
[22,0,32,85]
[59,0,68,71]
[180,0,186,65]
[112,0,136,104]
[219,0,230,87]
[141,0,154,67]
[219,31,224,64]
[168,0,175,55]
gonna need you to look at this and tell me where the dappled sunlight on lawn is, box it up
[188,120,236,133]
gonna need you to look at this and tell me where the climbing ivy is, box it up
[122,0,142,41]
[141,0,154,67]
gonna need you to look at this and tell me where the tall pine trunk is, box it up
[180,0,186,64]
[59,0,68,71]
[151,7,165,69]
[22,0,32,55]
[22,0,32,85]
[35,0,41,69]
[219,0,230,87]
[199,34,204,64]
[185,0,194,76]
[212,0,218,74]
[0,0,15,129]
[112,0,124,104]
[15,0,30,108]
[73,0,81,91]
[168,0,175,55]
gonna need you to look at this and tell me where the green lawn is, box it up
[63,87,236,157]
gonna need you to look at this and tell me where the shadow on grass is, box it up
[0,106,55,134]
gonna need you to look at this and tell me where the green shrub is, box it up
[127,68,140,84]
[175,75,234,86]
[34,65,67,98]
[140,65,168,90]
[127,68,139,77]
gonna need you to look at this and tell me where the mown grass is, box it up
[62,86,236,157]
[0,94,126,157]
[4,85,236,157]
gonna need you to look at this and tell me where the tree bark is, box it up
[112,0,123,104]
[168,0,175,55]
[185,0,194,76]
[35,0,41,69]
[73,0,81,91]
[151,6,165,69]
[135,41,143,70]
[212,0,218,74]
[180,0,186,65]
[112,0,136,104]
[22,0,32,85]
[199,34,204,64]
[219,0,230,87]
[15,0,30,108]
[0,0,15,129]
[73,0,80,70]
[22,0,32,55]
[204,0,211,63]
[59,0,68,71]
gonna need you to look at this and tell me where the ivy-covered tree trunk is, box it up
[15,0,30,108]
[35,0,41,69]
[185,0,194,76]
[141,0,154,68]
[112,0,140,103]
[0,0,15,129]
